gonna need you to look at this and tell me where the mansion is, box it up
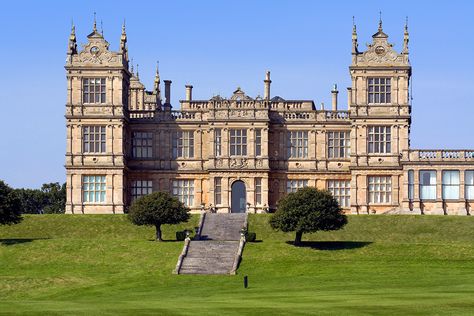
[65,19,474,215]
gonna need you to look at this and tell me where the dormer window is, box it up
[368,77,391,104]
[83,78,106,104]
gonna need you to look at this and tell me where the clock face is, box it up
[90,46,100,55]
[375,46,385,55]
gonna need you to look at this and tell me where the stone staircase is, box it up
[176,213,247,275]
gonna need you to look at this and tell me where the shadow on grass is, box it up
[0,238,50,246]
[285,241,372,250]
[146,239,182,242]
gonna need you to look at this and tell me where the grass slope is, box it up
[1,215,474,315]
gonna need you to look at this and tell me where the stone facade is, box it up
[65,19,474,215]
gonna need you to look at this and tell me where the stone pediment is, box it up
[353,28,409,67]
[73,36,121,66]
[231,87,253,101]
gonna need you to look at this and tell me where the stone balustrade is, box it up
[129,110,202,121]
[129,110,155,119]
[324,110,350,120]
[403,149,474,162]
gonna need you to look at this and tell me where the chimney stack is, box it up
[185,85,193,101]
[264,71,271,100]
[164,80,172,105]
[331,84,338,111]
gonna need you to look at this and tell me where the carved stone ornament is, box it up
[230,158,248,169]
[75,35,119,65]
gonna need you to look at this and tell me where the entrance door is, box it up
[231,180,246,213]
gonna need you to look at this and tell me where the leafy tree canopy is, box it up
[0,180,22,225]
[270,187,347,244]
[128,191,190,241]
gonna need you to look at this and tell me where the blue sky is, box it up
[1,0,473,188]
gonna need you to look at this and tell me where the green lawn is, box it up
[1,215,474,315]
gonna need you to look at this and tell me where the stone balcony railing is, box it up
[402,149,474,162]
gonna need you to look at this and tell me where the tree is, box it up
[128,192,190,241]
[41,182,66,214]
[270,187,347,245]
[0,180,22,225]
[14,188,46,214]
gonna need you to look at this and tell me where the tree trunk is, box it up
[155,224,163,241]
[294,231,303,245]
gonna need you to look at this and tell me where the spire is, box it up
[120,19,128,56]
[136,64,139,79]
[372,12,388,38]
[93,12,97,32]
[154,61,162,100]
[100,19,104,36]
[352,16,358,54]
[403,16,409,54]
[68,20,77,55]
[130,58,134,74]
[378,11,383,32]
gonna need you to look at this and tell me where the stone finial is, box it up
[403,16,409,54]
[352,16,358,54]
[93,12,97,32]
[378,11,383,32]
[68,20,77,55]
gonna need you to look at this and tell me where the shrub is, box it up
[176,230,187,241]
[245,232,256,242]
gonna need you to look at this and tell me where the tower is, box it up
[64,18,130,213]
[348,18,411,214]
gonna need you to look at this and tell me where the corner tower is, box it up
[348,18,412,214]
[65,19,130,214]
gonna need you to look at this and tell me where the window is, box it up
[442,170,459,200]
[215,129,222,157]
[368,77,391,104]
[131,180,153,201]
[255,178,262,205]
[408,170,414,200]
[287,131,308,158]
[82,175,106,203]
[215,178,222,205]
[255,129,262,156]
[465,171,474,200]
[172,180,194,207]
[286,180,308,193]
[83,78,106,104]
[132,132,153,158]
[368,126,391,154]
[328,180,351,208]
[172,131,194,158]
[368,176,392,204]
[420,170,436,200]
[328,131,350,158]
[83,126,106,153]
[230,129,247,156]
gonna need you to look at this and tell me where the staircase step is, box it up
[176,213,246,275]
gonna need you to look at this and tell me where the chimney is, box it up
[331,84,338,111]
[185,85,193,101]
[264,71,271,100]
[164,80,172,104]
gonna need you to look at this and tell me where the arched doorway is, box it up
[231,180,246,213]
